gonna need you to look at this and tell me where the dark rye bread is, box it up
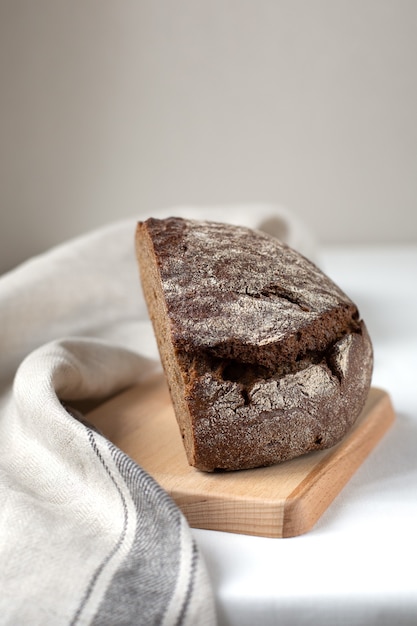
[135,217,373,472]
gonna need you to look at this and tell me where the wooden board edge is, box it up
[170,489,287,538]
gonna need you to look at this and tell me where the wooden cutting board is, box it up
[87,375,395,538]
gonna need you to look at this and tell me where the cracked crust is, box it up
[136,217,373,471]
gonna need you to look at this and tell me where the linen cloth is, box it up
[0,204,315,625]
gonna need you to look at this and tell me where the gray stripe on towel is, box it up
[90,439,187,625]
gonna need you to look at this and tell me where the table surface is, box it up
[192,245,417,626]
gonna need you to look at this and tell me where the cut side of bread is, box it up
[135,217,373,472]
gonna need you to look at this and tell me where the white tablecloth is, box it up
[193,245,417,626]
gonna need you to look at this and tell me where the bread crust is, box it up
[136,217,373,471]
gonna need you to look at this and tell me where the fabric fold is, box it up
[2,338,214,625]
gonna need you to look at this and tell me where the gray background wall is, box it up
[1,0,416,274]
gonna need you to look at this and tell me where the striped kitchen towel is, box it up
[0,204,314,624]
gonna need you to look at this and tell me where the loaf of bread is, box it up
[135,217,373,472]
